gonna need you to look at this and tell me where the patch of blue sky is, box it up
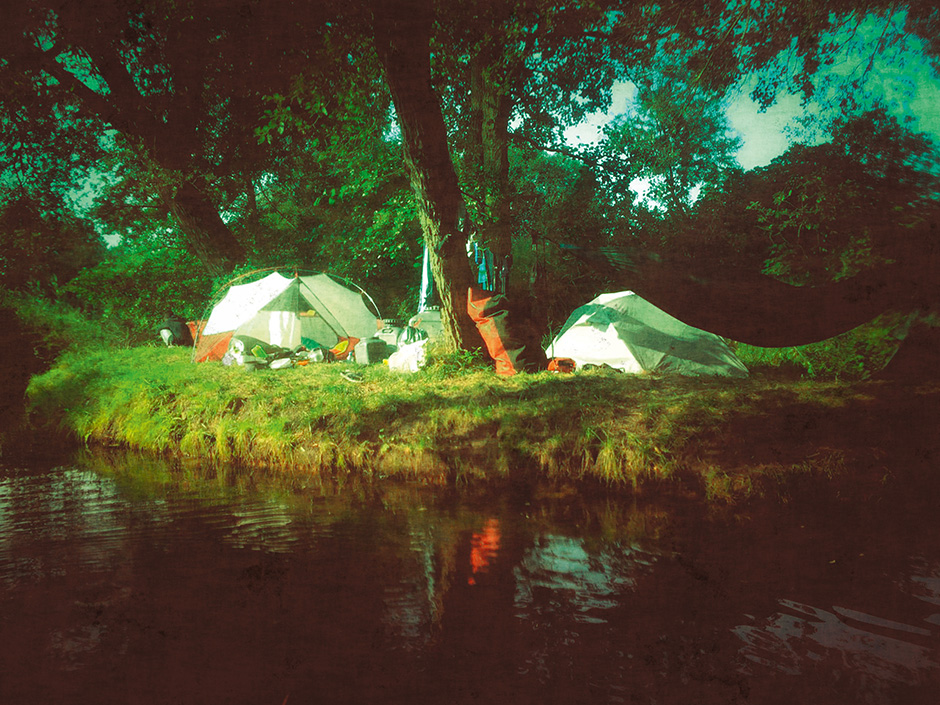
[788,9,940,144]
[566,8,940,184]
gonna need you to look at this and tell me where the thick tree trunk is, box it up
[468,52,548,371]
[164,179,245,280]
[372,0,477,351]
[469,52,513,259]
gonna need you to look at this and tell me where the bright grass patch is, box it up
[26,343,939,502]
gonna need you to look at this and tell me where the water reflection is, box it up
[469,518,501,584]
[1,450,938,704]
[514,535,655,622]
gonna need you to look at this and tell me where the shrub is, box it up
[731,312,903,380]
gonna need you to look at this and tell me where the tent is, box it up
[193,271,381,362]
[545,291,749,377]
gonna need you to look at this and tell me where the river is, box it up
[1,449,938,704]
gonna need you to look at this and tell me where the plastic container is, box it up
[375,325,402,347]
[354,337,391,365]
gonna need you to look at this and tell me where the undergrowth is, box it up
[1,289,130,355]
[730,312,903,380]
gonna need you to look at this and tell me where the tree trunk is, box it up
[469,52,513,259]
[164,179,245,280]
[372,0,477,351]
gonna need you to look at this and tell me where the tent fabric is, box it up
[194,272,380,362]
[545,291,748,378]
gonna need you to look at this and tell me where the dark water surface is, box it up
[1,450,938,704]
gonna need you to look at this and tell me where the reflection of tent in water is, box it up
[546,291,749,377]
[193,271,381,362]
[514,535,655,617]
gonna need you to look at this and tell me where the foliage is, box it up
[422,344,491,377]
[62,236,213,342]
[0,195,105,294]
[599,64,741,223]
[731,313,906,380]
[1,0,366,274]
[3,0,940,357]
[246,136,423,314]
[0,287,126,355]
[685,109,940,290]
[744,110,940,285]
[226,44,424,313]
[507,148,619,325]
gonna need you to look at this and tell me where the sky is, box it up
[562,79,805,170]
[565,10,940,179]
[562,80,812,206]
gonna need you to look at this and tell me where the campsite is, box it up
[2,1,940,703]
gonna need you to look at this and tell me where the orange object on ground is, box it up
[547,357,576,373]
[330,337,359,361]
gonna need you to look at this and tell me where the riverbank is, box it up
[23,344,939,502]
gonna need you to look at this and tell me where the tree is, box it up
[746,112,939,286]
[577,107,940,349]
[599,65,741,227]
[245,43,425,315]
[372,0,940,355]
[7,0,939,360]
[0,193,104,294]
[1,0,349,277]
[372,0,479,349]
[372,0,663,350]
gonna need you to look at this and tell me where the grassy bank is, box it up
[7,291,934,501]
[24,342,940,501]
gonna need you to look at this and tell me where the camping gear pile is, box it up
[221,335,339,371]
[545,291,748,377]
[187,271,748,378]
[192,271,433,371]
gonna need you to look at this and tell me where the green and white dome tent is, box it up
[546,291,748,378]
[193,270,381,362]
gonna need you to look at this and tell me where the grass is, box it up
[24,341,940,502]
[0,291,134,456]
[7,292,934,502]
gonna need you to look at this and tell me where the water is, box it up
[1,450,938,704]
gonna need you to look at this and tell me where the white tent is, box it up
[194,271,380,361]
[545,291,748,377]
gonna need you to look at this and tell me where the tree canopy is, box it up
[2,0,938,361]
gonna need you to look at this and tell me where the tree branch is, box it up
[509,132,597,165]
[27,45,125,129]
